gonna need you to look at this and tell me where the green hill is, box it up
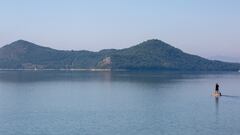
[0,39,239,71]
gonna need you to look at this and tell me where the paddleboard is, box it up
[212,92,222,97]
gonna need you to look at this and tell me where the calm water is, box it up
[0,71,240,135]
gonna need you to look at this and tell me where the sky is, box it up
[0,0,240,59]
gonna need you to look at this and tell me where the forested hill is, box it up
[0,39,239,71]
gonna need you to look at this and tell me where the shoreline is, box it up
[0,69,239,73]
[0,68,112,71]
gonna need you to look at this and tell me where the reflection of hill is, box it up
[0,71,225,84]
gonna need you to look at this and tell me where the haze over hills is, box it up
[0,39,239,71]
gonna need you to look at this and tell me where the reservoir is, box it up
[0,71,239,135]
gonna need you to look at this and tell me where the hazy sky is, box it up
[1,0,240,58]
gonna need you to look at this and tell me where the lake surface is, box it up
[0,71,240,135]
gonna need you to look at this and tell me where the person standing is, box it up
[214,83,222,96]
[215,83,219,92]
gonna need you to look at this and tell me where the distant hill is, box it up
[209,55,240,63]
[0,39,239,71]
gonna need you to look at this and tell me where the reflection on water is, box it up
[0,71,240,135]
[0,70,236,83]
[215,97,219,116]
